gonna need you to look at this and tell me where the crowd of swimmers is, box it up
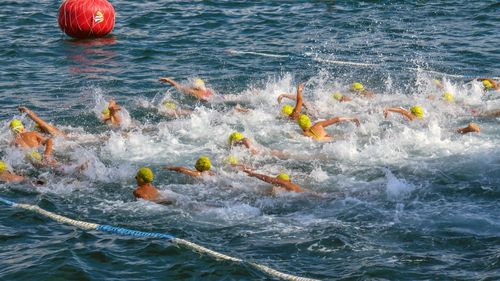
[1,76,498,204]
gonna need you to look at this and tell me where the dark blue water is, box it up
[1,1,499,280]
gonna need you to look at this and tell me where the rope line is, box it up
[0,196,319,281]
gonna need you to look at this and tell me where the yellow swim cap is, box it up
[298,114,312,130]
[332,92,344,101]
[162,100,177,110]
[410,106,424,119]
[434,79,442,88]
[195,156,211,172]
[276,173,290,181]
[193,78,206,90]
[351,82,365,92]
[136,167,154,183]
[102,108,110,115]
[25,151,42,164]
[0,161,8,172]
[228,132,244,146]
[225,155,238,165]
[10,119,24,134]
[281,104,294,116]
[442,92,454,102]
[483,80,494,91]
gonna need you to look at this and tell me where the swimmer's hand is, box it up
[297,82,305,92]
[18,106,32,114]
[351,118,361,127]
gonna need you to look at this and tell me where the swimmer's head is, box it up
[276,173,290,182]
[162,100,177,110]
[224,155,238,165]
[351,82,365,92]
[193,78,206,90]
[102,108,110,117]
[483,80,494,91]
[332,92,344,101]
[25,151,42,164]
[0,161,8,172]
[434,79,442,88]
[136,167,154,184]
[410,106,424,119]
[228,132,244,146]
[298,114,312,130]
[281,104,294,116]
[442,92,454,103]
[10,119,24,134]
[195,156,211,172]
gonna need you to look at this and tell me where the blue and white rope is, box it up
[0,196,319,281]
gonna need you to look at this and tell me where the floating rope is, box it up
[0,196,319,281]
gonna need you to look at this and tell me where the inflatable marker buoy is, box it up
[58,0,115,39]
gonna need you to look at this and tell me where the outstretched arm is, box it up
[383,107,415,121]
[315,116,360,128]
[457,123,480,134]
[159,77,204,100]
[290,83,305,120]
[243,170,305,192]
[19,107,64,136]
[164,166,202,177]
[278,92,310,110]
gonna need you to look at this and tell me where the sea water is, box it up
[0,1,499,280]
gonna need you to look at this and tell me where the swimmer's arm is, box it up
[42,137,54,160]
[457,123,480,134]
[340,95,352,102]
[290,83,305,120]
[277,94,295,103]
[241,138,259,155]
[243,170,305,192]
[159,77,202,99]
[234,104,250,113]
[18,106,64,136]
[383,108,415,121]
[315,116,360,128]
[164,166,202,177]
[268,149,289,160]
[362,90,375,98]
[277,94,311,108]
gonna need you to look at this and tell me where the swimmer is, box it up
[9,119,54,162]
[228,132,288,158]
[427,92,455,103]
[331,92,352,103]
[350,82,375,98]
[475,78,499,91]
[383,105,424,121]
[297,114,360,142]
[242,169,305,193]
[160,100,193,117]
[457,123,480,134]
[277,83,307,120]
[18,106,64,136]
[159,77,214,101]
[133,167,169,203]
[24,151,88,175]
[0,161,24,183]
[165,156,215,177]
[101,99,122,126]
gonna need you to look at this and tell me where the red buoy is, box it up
[58,0,115,39]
